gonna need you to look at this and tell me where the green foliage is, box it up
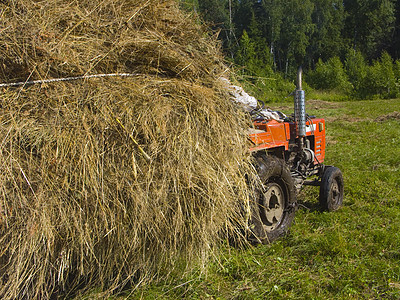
[344,50,400,99]
[232,70,295,103]
[307,50,400,100]
[345,49,369,98]
[186,0,400,100]
[235,30,273,78]
[390,0,400,58]
[367,51,398,99]
[268,0,314,76]
[260,0,284,68]
[307,56,351,92]
[234,26,294,103]
[395,59,400,90]
[188,0,400,95]
[235,30,255,67]
[343,0,396,59]
[307,0,346,66]
[395,59,400,78]
[198,0,228,27]
[179,0,199,12]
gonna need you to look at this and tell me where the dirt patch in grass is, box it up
[375,111,400,122]
[307,99,342,110]
[324,116,363,123]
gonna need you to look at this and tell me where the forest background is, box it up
[180,0,400,101]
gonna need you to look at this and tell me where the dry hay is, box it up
[0,0,254,298]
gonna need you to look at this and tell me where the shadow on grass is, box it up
[297,197,323,213]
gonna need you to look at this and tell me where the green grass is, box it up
[108,98,400,299]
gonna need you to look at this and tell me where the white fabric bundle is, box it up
[219,77,286,122]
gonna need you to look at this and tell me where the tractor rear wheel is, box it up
[249,155,296,244]
[319,166,344,211]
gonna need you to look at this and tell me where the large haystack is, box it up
[0,0,253,298]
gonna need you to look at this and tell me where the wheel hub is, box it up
[260,183,284,232]
[331,180,340,205]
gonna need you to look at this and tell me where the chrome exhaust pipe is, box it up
[294,66,306,138]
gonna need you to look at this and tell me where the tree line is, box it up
[180,0,400,100]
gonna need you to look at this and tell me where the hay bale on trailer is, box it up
[0,0,254,298]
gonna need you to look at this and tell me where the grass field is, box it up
[103,98,400,299]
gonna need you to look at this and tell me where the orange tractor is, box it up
[248,68,344,243]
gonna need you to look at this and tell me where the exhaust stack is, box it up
[294,67,306,138]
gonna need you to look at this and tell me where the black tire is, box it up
[319,166,344,211]
[249,155,297,244]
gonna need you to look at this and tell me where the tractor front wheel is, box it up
[319,166,344,211]
[249,155,296,244]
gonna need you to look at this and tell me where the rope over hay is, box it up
[0,73,143,87]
